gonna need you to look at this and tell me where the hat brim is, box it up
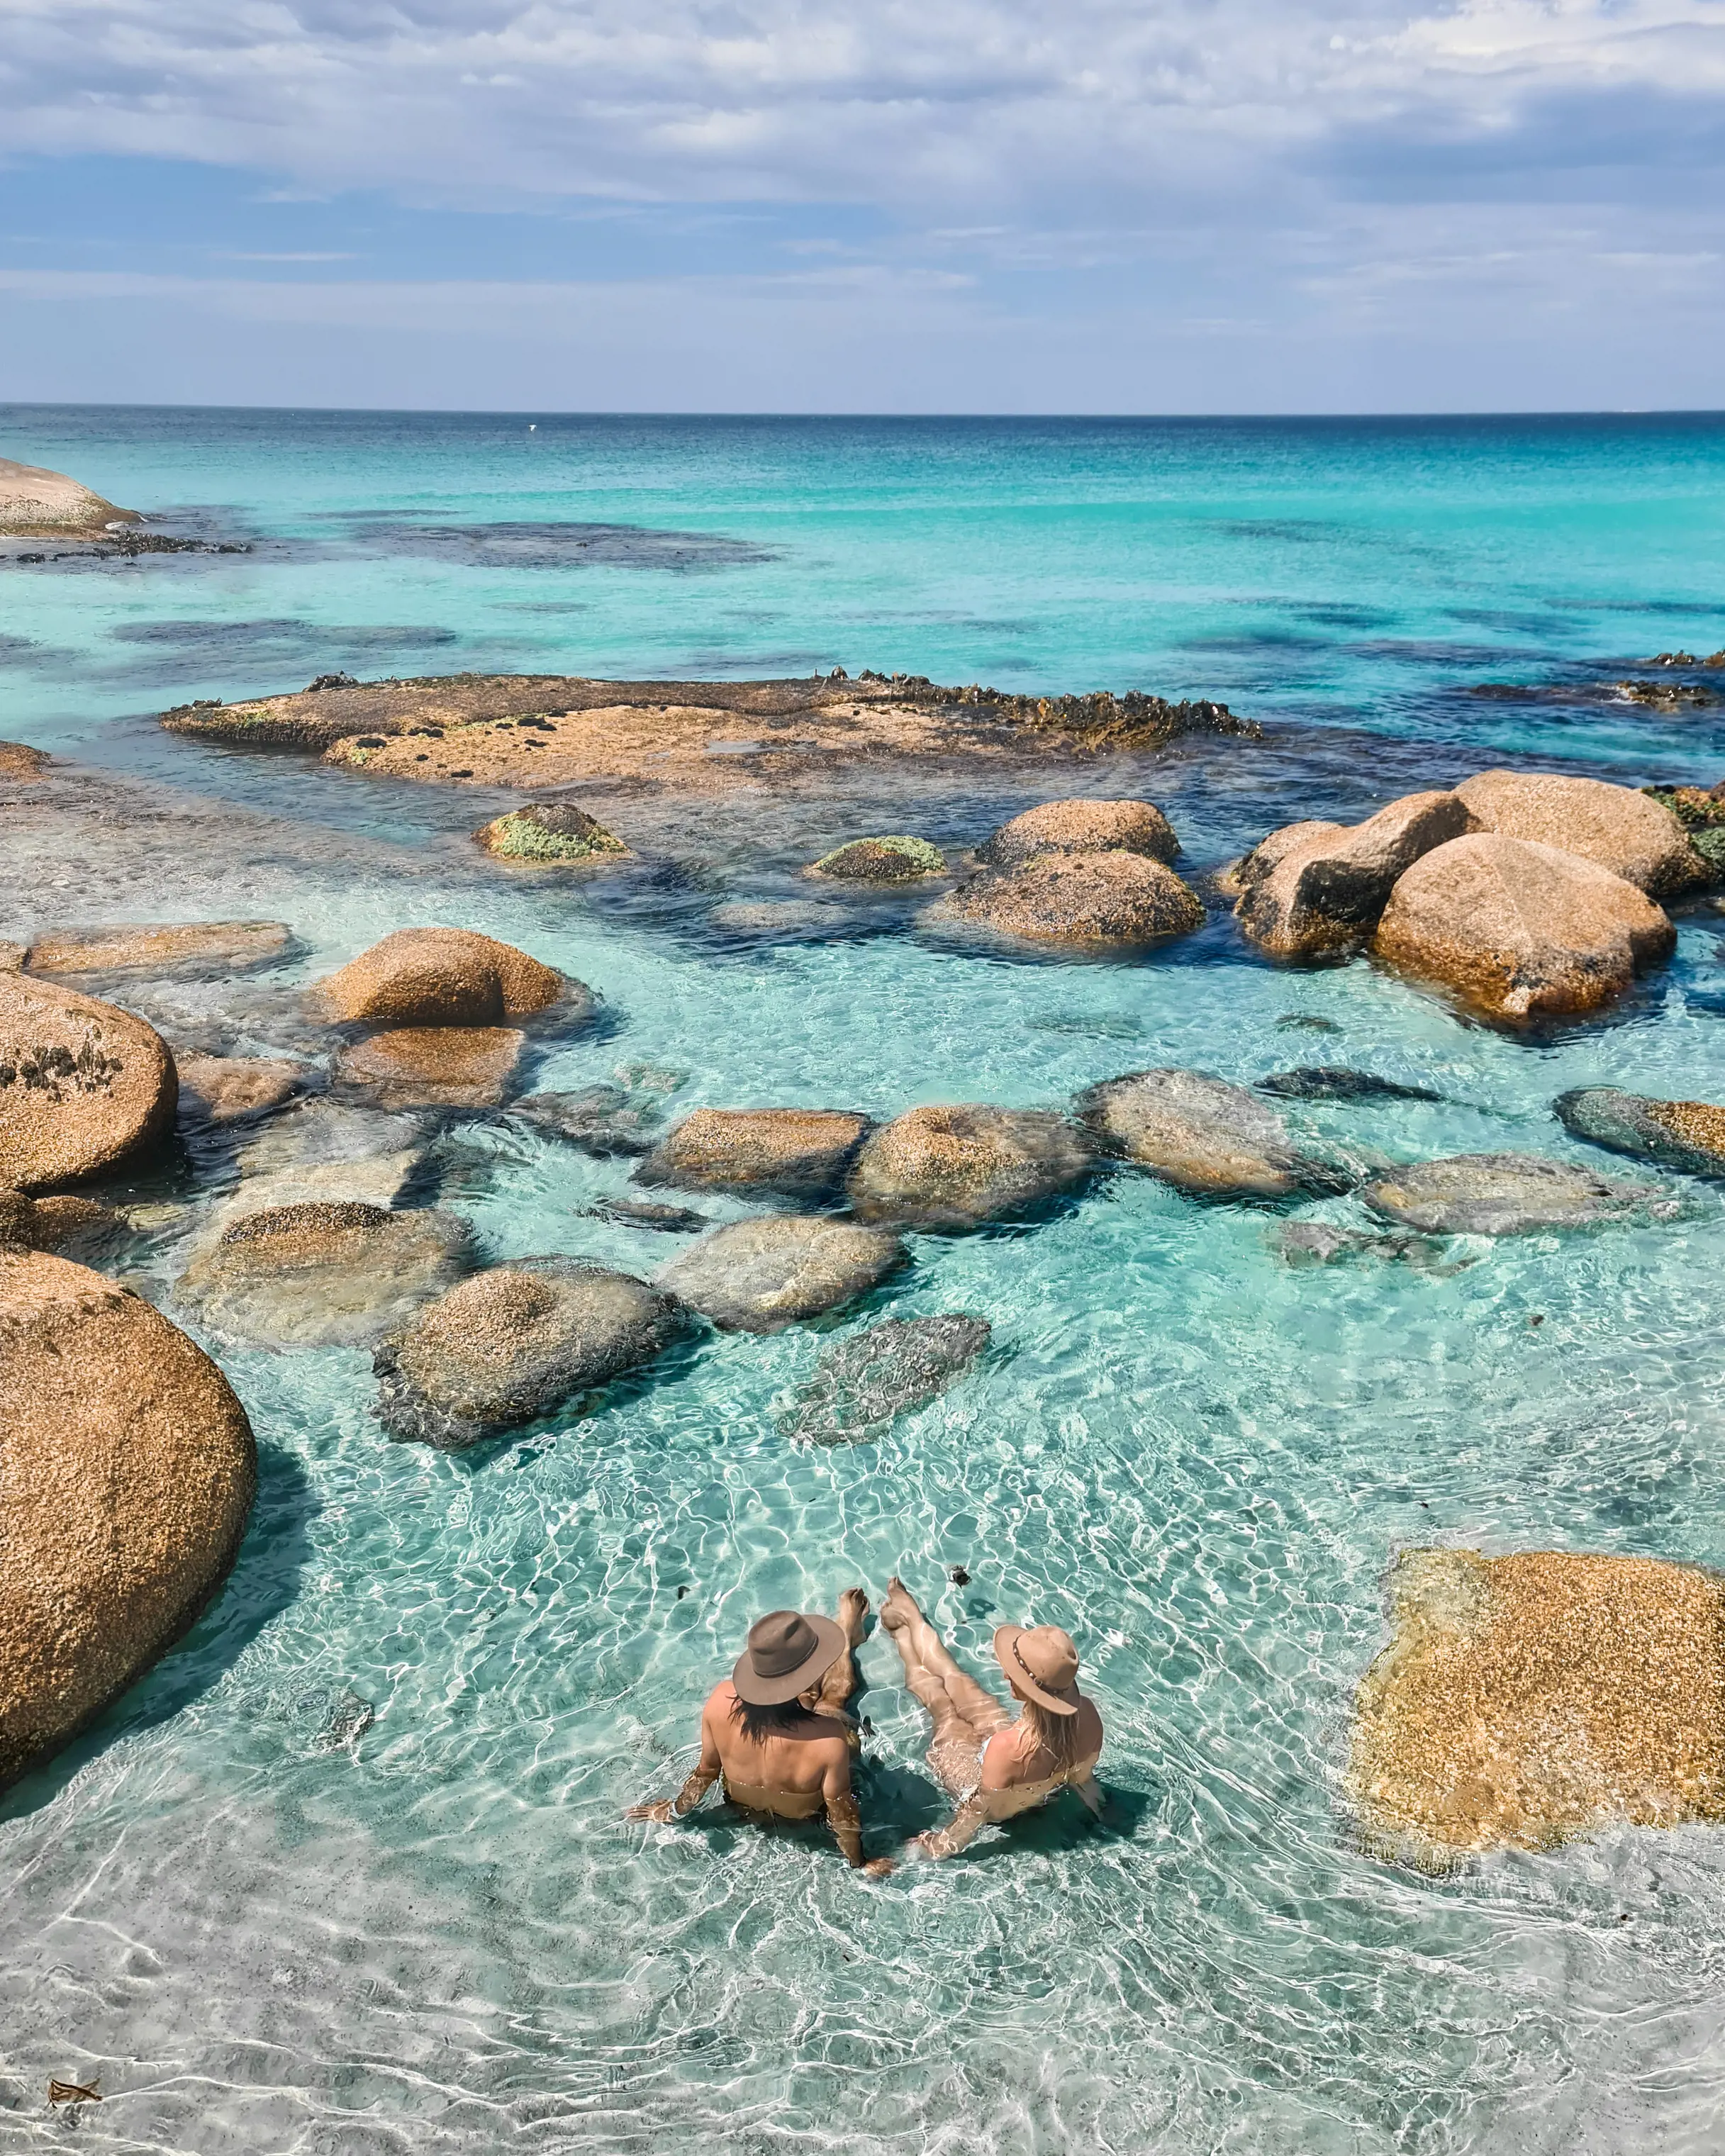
[993,1624,1079,1715]
[732,1612,849,1705]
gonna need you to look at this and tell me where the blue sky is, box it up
[1,0,1723,413]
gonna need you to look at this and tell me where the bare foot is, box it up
[837,1587,869,1643]
[879,1575,917,1633]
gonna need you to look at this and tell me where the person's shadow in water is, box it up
[0,1441,316,1823]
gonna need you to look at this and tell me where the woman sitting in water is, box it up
[627,1592,893,1875]
[881,1575,1105,1858]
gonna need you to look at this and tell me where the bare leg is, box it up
[813,1587,869,1721]
[881,1577,1011,1792]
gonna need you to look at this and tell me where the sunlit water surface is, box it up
[2,410,1725,2154]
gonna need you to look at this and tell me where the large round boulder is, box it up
[26,921,293,978]
[335,1027,524,1110]
[1362,1152,1670,1235]
[778,1313,992,1443]
[1,1250,256,1789]
[1555,1087,1725,1177]
[0,973,177,1192]
[312,928,576,1027]
[176,1200,474,1348]
[926,851,1205,948]
[845,1105,1090,1230]
[655,1216,907,1333]
[636,1107,871,1197]
[977,798,1178,871]
[374,1260,687,1450]
[1373,834,1675,1020]
[1076,1068,1349,1200]
[1453,770,1704,898]
[1234,791,1475,958]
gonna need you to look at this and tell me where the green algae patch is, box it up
[476,804,632,865]
[807,835,947,883]
[1643,786,1725,883]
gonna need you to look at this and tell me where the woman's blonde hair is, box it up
[1018,1694,1081,1770]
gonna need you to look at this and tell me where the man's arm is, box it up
[627,1706,722,1823]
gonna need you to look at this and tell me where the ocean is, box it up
[3,406,1725,2155]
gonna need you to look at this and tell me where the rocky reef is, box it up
[0,457,138,539]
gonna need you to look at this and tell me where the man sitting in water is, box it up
[881,1575,1105,1858]
[627,1591,893,1875]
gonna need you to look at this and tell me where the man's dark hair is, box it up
[729,1695,809,1743]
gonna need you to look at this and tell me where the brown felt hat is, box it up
[994,1623,1081,1714]
[732,1609,849,1706]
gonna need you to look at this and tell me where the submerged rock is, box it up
[313,928,575,1027]
[1256,1068,1443,1104]
[637,1107,871,1198]
[1373,834,1675,1020]
[1234,791,1475,958]
[335,1026,524,1110]
[1076,1068,1350,1200]
[229,1098,428,1214]
[1273,1222,1464,1272]
[655,1216,907,1333]
[780,1314,993,1442]
[705,899,841,938]
[1362,1152,1670,1235]
[586,1196,712,1232]
[374,1259,686,1449]
[475,802,631,864]
[0,973,177,1192]
[176,1200,473,1348]
[513,1085,663,1157]
[0,1188,125,1259]
[1349,1546,1725,1862]
[1454,769,1704,898]
[0,1249,255,1790]
[26,921,293,978]
[845,1104,1090,1230]
[806,836,947,882]
[1554,1088,1725,1177]
[977,798,1179,871]
[176,1053,317,1129]
[927,851,1205,948]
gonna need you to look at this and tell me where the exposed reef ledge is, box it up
[161,670,1261,793]
[0,457,139,540]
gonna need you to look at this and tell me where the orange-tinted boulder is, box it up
[313,928,574,1027]
[0,973,176,1192]
[1455,769,1704,898]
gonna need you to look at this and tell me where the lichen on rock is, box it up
[807,836,948,883]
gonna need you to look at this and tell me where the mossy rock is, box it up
[1643,788,1725,883]
[476,804,631,864]
[807,835,947,883]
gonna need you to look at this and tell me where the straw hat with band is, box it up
[732,1609,849,1705]
[993,1623,1081,1715]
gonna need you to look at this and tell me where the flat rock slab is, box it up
[0,973,177,1192]
[638,1107,871,1198]
[177,1054,317,1129]
[512,1086,663,1156]
[1076,1068,1350,1200]
[927,851,1205,948]
[656,1216,907,1333]
[1555,1088,1725,1178]
[778,1313,992,1442]
[1349,1547,1725,1862]
[1256,1067,1443,1104]
[26,921,293,977]
[224,1100,428,1218]
[177,1200,473,1348]
[1363,1152,1670,1235]
[335,1026,525,1110]
[978,797,1178,870]
[0,1249,255,1789]
[374,1258,686,1449]
[846,1104,1090,1230]
[313,927,574,1027]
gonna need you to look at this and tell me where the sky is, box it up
[0,0,1723,413]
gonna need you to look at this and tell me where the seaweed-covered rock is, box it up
[513,1085,664,1157]
[475,803,631,864]
[846,1105,1090,1230]
[807,836,947,882]
[0,973,177,1192]
[655,1216,907,1333]
[1454,770,1704,898]
[176,1054,316,1129]
[1373,835,1675,1020]
[780,1314,992,1442]
[1349,1546,1725,1862]
[978,799,1179,870]
[374,1260,686,1448]
[1643,786,1725,882]
[335,1027,524,1110]
[1235,791,1475,958]
[313,928,574,1027]
[1362,1152,1670,1235]
[176,1200,473,1348]
[1256,1068,1442,1104]
[1076,1068,1349,1200]
[1553,1088,1725,1177]
[26,921,292,978]
[0,1249,255,1789]
[637,1107,871,1197]
[927,852,1205,948]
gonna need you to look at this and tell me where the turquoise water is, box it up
[4,411,1725,2152]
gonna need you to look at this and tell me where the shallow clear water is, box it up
[4,411,1725,2153]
